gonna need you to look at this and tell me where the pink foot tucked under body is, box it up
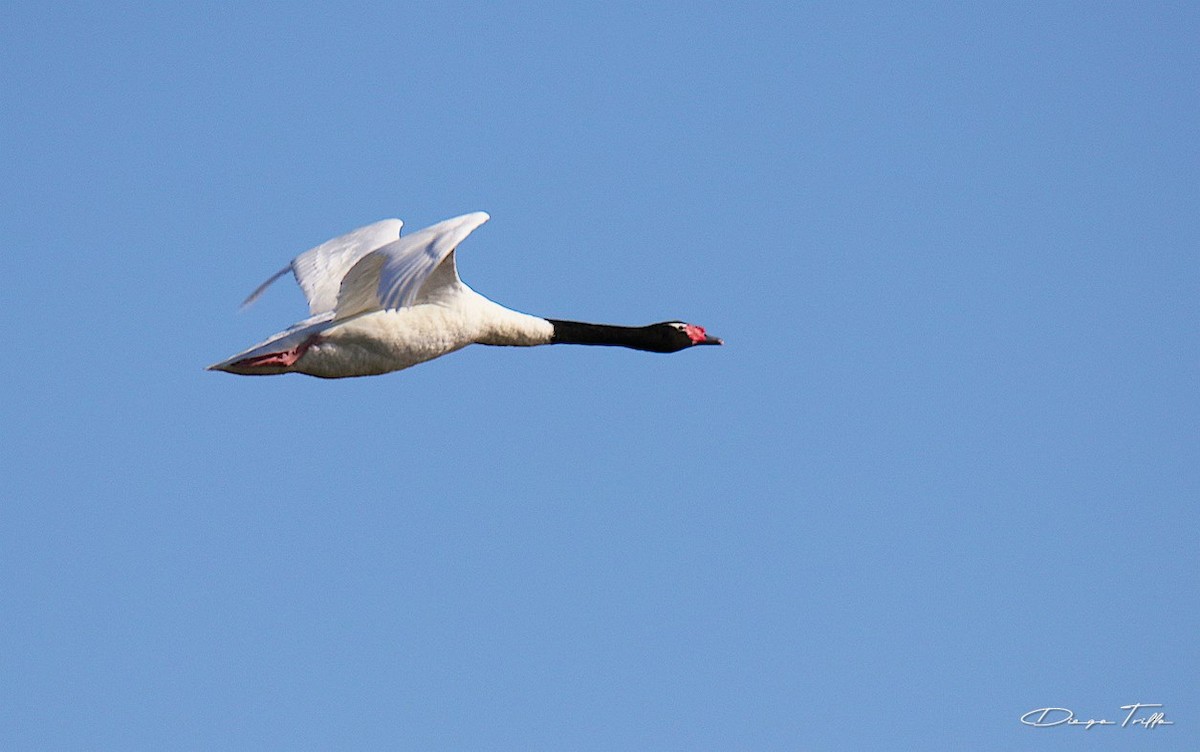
[231,336,315,369]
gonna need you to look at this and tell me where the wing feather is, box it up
[334,212,489,319]
[241,219,403,314]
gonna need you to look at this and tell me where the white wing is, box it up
[334,212,489,319]
[241,219,404,314]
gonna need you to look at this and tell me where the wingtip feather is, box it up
[239,265,291,310]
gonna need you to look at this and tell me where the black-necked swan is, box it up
[208,212,721,379]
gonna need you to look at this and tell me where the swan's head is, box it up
[652,321,723,352]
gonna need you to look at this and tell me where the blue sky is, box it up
[2,2,1196,749]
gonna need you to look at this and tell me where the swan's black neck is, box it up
[547,319,694,353]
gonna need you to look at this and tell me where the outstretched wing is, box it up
[334,212,489,319]
[241,219,404,314]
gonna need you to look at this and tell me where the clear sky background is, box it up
[2,3,1196,750]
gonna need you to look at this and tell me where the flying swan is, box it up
[208,212,721,379]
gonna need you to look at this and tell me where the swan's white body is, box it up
[298,298,550,378]
[210,212,551,378]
